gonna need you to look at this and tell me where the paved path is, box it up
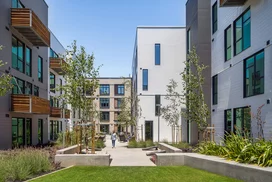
[99,135,155,166]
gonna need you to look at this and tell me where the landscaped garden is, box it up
[32,166,241,182]
[127,140,156,148]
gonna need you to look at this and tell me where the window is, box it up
[25,47,31,76]
[224,109,232,137]
[12,118,24,148]
[26,118,32,145]
[60,121,63,132]
[60,79,62,94]
[38,56,43,82]
[12,0,24,8]
[34,86,39,96]
[115,84,124,95]
[12,77,24,94]
[38,119,43,144]
[78,108,81,119]
[25,82,32,95]
[234,8,251,55]
[73,109,76,118]
[155,95,161,116]
[50,96,54,107]
[12,36,24,73]
[234,107,251,137]
[100,112,110,121]
[100,98,110,109]
[50,48,58,58]
[225,25,232,61]
[115,98,122,109]
[100,84,110,95]
[114,112,120,121]
[155,44,161,65]
[212,1,218,34]
[244,50,264,97]
[142,69,148,91]
[50,120,59,140]
[50,72,55,92]
[212,75,218,105]
[187,29,191,53]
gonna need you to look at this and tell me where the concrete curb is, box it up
[25,165,74,181]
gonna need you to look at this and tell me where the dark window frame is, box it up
[233,106,251,137]
[224,25,232,61]
[25,82,32,95]
[12,117,25,148]
[12,35,25,73]
[115,84,125,95]
[187,29,191,54]
[142,69,148,91]
[25,46,32,77]
[38,119,43,144]
[34,85,39,96]
[155,43,161,65]
[38,56,43,82]
[100,98,110,109]
[60,79,63,94]
[26,118,32,146]
[100,112,110,121]
[233,7,251,56]
[244,49,264,97]
[212,1,218,34]
[100,84,110,95]
[212,75,218,105]
[224,109,232,138]
[12,77,25,94]
[155,95,161,116]
[50,72,55,93]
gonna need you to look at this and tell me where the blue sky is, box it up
[45,0,186,77]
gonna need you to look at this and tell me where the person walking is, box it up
[111,131,117,148]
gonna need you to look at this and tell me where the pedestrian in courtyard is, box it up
[111,131,117,148]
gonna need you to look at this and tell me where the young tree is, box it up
[0,46,13,96]
[56,41,100,154]
[181,47,210,140]
[161,79,183,143]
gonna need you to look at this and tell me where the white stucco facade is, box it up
[132,27,187,142]
[211,0,272,142]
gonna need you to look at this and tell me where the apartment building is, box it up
[89,78,131,134]
[185,0,212,144]
[48,32,72,141]
[132,27,186,142]
[0,0,50,149]
[211,0,272,142]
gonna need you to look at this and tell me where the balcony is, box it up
[49,58,68,75]
[50,107,62,118]
[64,109,70,119]
[11,8,50,47]
[11,94,50,114]
[220,0,247,7]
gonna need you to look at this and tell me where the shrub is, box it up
[128,140,138,148]
[171,142,190,149]
[197,133,272,167]
[127,140,156,148]
[96,139,106,149]
[0,148,53,181]
[145,140,155,147]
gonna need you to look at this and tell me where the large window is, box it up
[12,36,24,73]
[38,56,43,82]
[244,50,264,97]
[50,120,59,140]
[100,98,110,109]
[142,69,148,91]
[234,107,251,137]
[187,29,191,54]
[38,119,43,144]
[50,72,55,92]
[115,84,124,95]
[12,0,24,8]
[25,47,31,76]
[25,82,32,95]
[100,112,110,121]
[155,95,161,116]
[12,77,24,94]
[115,98,122,108]
[34,85,39,96]
[225,25,232,61]
[234,8,251,55]
[212,1,218,34]
[155,44,161,65]
[26,118,32,145]
[50,48,58,58]
[100,84,110,95]
[224,109,232,137]
[212,75,218,105]
[12,118,24,148]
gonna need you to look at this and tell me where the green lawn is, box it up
[32,166,241,182]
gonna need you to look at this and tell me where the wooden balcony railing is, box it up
[50,107,62,118]
[11,8,50,47]
[220,0,247,7]
[11,94,50,114]
[49,58,68,75]
[64,109,70,119]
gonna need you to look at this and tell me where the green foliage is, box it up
[0,148,52,181]
[181,48,210,130]
[127,140,155,148]
[197,133,272,167]
[95,139,106,149]
[171,142,191,149]
[0,45,13,96]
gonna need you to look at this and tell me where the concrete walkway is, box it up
[99,135,155,166]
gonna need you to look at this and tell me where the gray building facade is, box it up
[185,0,212,144]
